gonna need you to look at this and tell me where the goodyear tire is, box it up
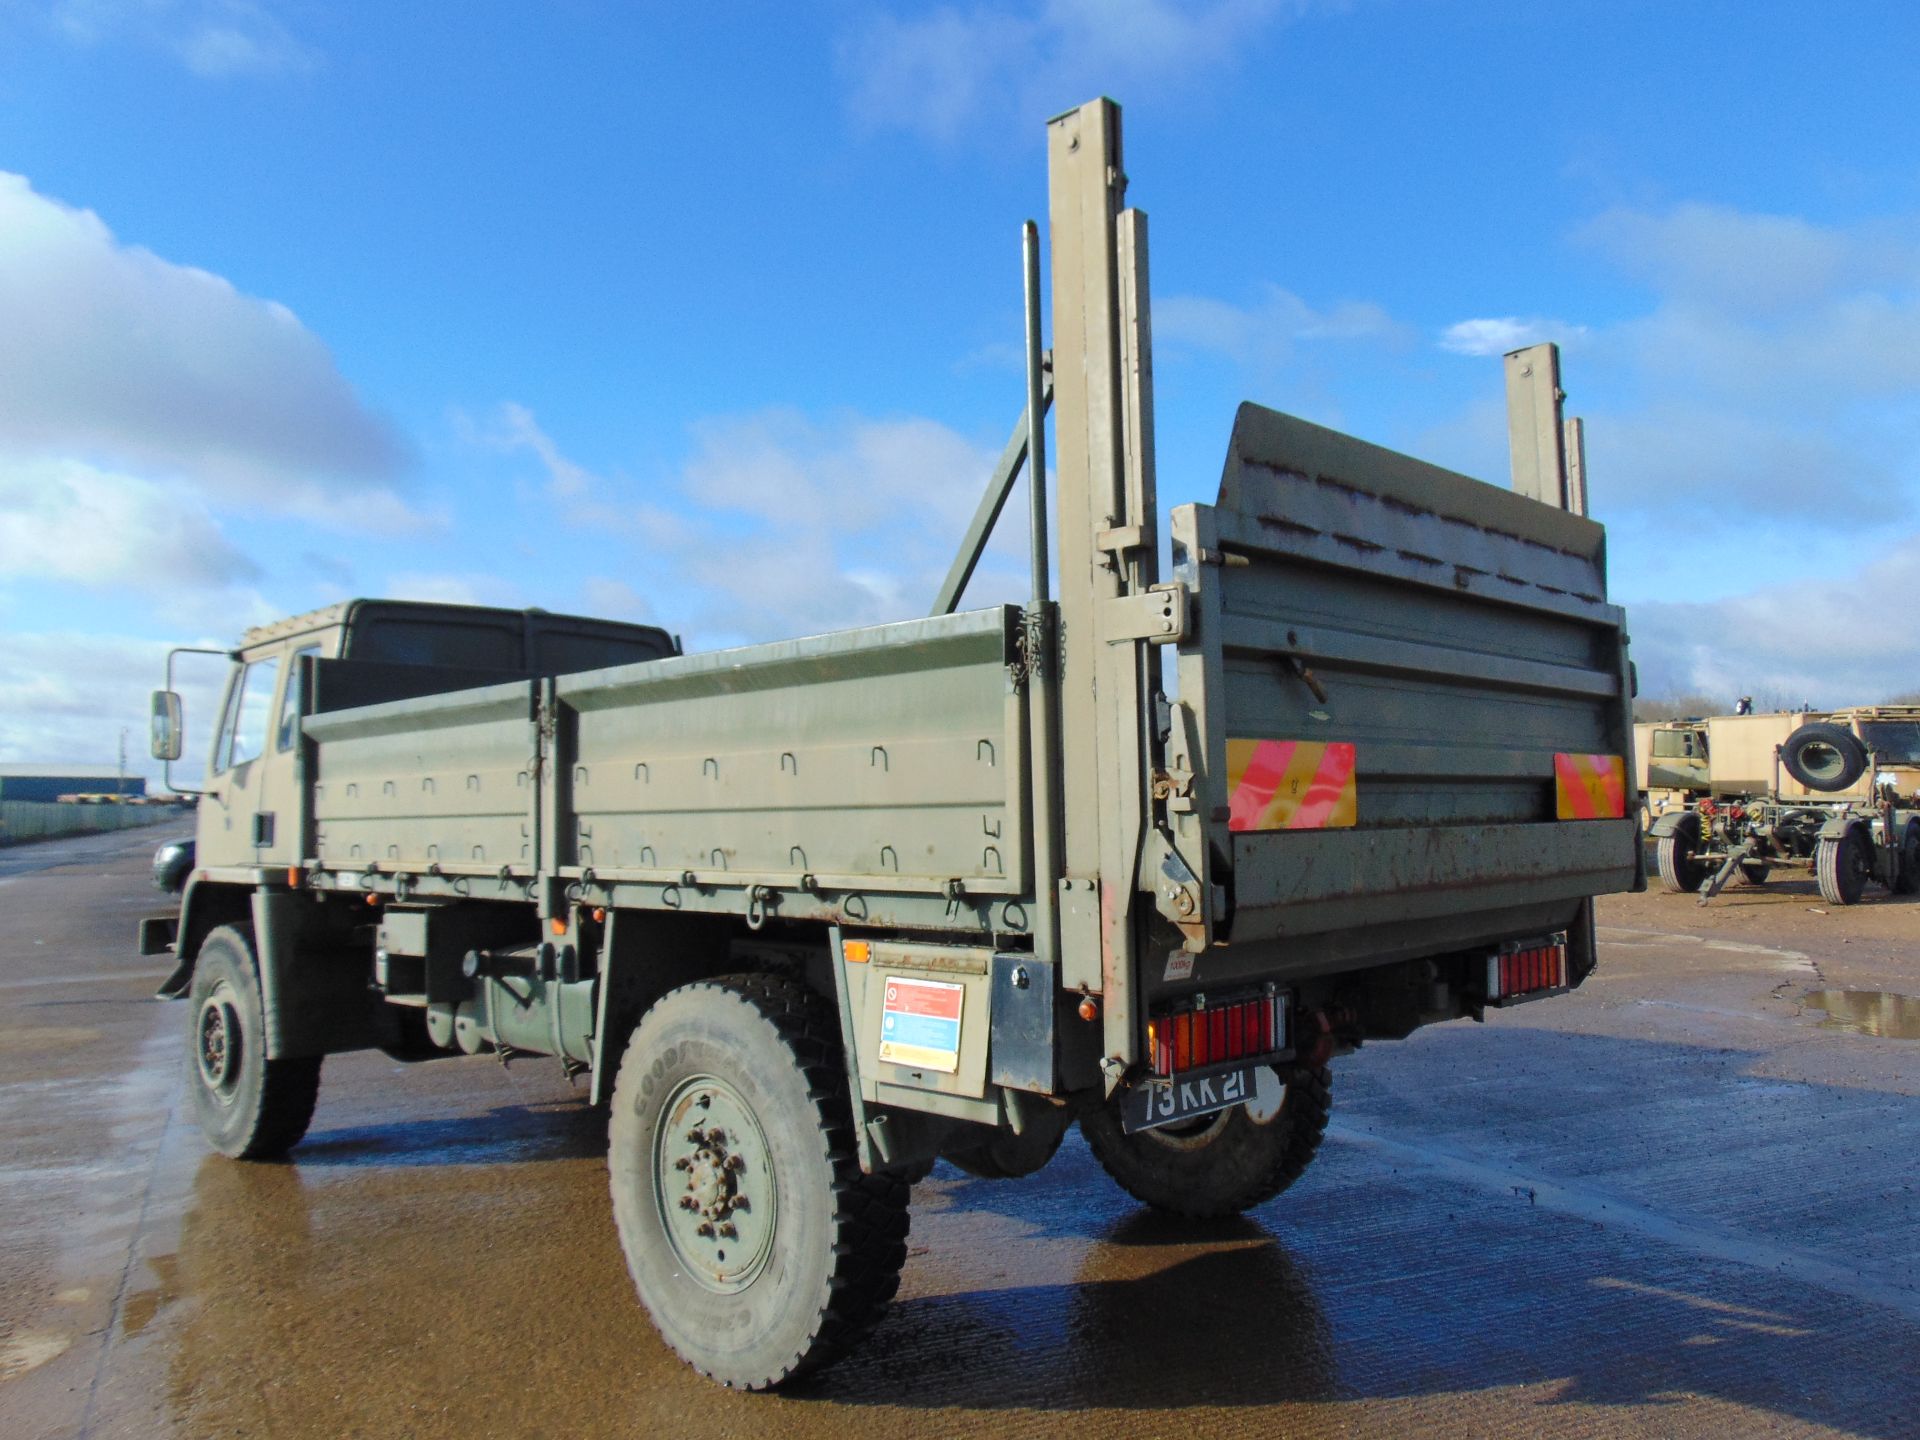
[1656,818,1707,894]
[1782,723,1869,793]
[607,974,909,1390]
[1894,820,1920,896]
[1079,1064,1331,1219]
[186,924,322,1159]
[1816,829,1872,906]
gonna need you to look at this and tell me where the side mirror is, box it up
[150,690,183,762]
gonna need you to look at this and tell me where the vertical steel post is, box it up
[1024,222,1051,605]
[1563,415,1590,517]
[1046,97,1155,1070]
[1504,342,1567,508]
[1023,220,1061,969]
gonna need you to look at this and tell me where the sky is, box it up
[3,0,1920,776]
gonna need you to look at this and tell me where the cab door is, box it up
[202,652,282,869]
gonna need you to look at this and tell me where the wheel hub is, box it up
[196,990,242,1098]
[654,1076,777,1294]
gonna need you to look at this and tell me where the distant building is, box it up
[0,765,147,803]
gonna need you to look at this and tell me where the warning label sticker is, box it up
[878,975,964,1074]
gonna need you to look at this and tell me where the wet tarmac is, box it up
[3,828,1918,1438]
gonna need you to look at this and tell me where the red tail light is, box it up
[1488,936,1568,1003]
[1147,991,1289,1076]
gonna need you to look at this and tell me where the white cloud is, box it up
[1438,316,1584,357]
[839,0,1324,141]
[50,0,316,77]
[383,572,524,608]
[0,457,259,593]
[465,401,596,498]
[0,171,407,514]
[579,578,654,623]
[476,403,1023,647]
[1627,534,1920,707]
[1158,283,1402,367]
[0,629,228,779]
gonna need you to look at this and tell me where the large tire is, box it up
[186,925,322,1159]
[607,974,909,1390]
[1893,820,1920,896]
[1656,819,1707,894]
[1080,1064,1331,1219]
[1782,723,1869,793]
[1816,829,1871,906]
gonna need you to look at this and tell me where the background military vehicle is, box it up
[138,98,1642,1389]
[1651,707,1920,904]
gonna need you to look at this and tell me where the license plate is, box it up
[1121,1062,1265,1134]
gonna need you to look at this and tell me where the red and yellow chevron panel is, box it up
[1554,752,1627,820]
[1225,738,1357,832]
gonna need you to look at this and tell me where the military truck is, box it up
[1651,708,1920,904]
[1635,718,1709,822]
[138,98,1642,1389]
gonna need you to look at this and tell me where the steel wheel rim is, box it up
[196,984,243,1101]
[653,1074,778,1295]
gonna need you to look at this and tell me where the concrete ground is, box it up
[2,826,1916,1439]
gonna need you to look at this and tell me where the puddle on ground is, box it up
[1802,989,1920,1039]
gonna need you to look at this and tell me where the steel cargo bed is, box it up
[1167,403,1640,976]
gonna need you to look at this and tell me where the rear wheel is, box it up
[1656,820,1707,894]
[607,974,909,1390]
[1816,830,1871,906]
[186,924,322,1159]
[1080,1064,1331,1219]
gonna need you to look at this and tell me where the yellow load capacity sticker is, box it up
[1225,739,1357,832]
[1554,753,1627,819]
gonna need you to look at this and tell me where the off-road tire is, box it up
[1782,723,1869,793]
[1656,820,1708,894]
[1736,860,1771,887]
[1816,829,1871,906]
[1080,1064,1331,1219]
[1892,820,1920,896]
[186,924,322,1159]
[607,974,909,1390]
[941,1117,1069,1180]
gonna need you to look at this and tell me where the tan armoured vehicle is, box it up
[1651,707,1920,903]
[139,99,1643,1389]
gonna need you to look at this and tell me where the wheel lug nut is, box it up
[723,1154,745,1172]
[717,1222,737,1239]
[673,1157,691,1171]
[730,1196,749,1212]
[678,1196,698,1211]
[695,1222,715,1237]
[685,1128,705,1143]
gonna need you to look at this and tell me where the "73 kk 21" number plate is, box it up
[1122,1062,1265,1134]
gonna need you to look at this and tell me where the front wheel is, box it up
[1080,1064,1331,1219]
[1816,830,1871,906]
[186,924,322,1159]
[607,975,910,1390]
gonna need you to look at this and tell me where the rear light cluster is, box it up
[1487,936,1567,1002]
[1147,991,1289,1076]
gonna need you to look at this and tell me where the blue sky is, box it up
[3,0,1920,771]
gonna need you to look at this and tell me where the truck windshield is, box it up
[1858,722,1920,763]
[1651,730,1705,759]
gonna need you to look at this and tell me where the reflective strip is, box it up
[1554,752,1627,820]
[1226,739,1358,832]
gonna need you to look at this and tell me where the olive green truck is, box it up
[138,99,1643,1388]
